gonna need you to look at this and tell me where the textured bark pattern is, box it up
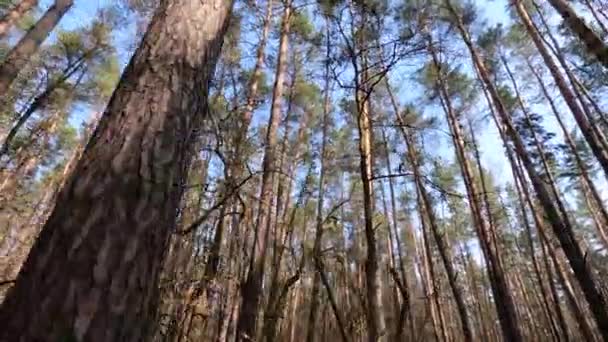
[0,0,73,95]
[0,0,232,340]
[0,0,38,38]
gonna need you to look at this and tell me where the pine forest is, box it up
[2,0,608,341]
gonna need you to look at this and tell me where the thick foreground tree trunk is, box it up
[0,1,233,340]
[0,0,38,39]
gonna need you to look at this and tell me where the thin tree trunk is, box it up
[0,0,74,95]
[383,79,417,341]
[306,20,332,342]
[515,0,608,180]
[525,56,608,245]
[448,0,608,336]
[355,72,387,342]
[417,232,442,342]
[531,5,608,161]
[204,0,273,299]
[544,0,608,67]
[0,0,38,38]
[0,0,233,339]
[418,195,449,342]
[543,236,597,342]
[427,20,522,340]
[378,172,400,340]
[514,157,598,342]
[391,100,473,341]
[0,47,91,158]
[483,55,572,341]
[236,2,291,340]
[511,160,568,341]
[581,0,608,35]
[541,241,573,341]
[262,160,311,342]
[316,258,350,342]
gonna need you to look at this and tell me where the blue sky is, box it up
[20,0,605,264]
[40,0,537,187]
[35,0,606,199]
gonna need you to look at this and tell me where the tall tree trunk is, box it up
[426,21,522,340]
[459,242,493,341]
[306,20,332,342]
[544,0,608,67]
[0,0,74,95]
[204,0,273,294]
[355,60,387,341]
[390,92,473,341]
[531,4,608,160]
[0,0,233,339]
[513,154,596,342]
[262,134,311,342]
[515,0,608,180]
[502,54,578,249]
[418,193,449,342]
[0,0,38,38]
[381,76,418,340]
[541,232,598,342]
[378,138,400,337]
[317,257,350,342]
[525,56,608,245]
[511,157,569,341]
[479,55,572,341]
[447,0,608,336]
[236,2,291,340]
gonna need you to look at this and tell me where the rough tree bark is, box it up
[0,0,233,340]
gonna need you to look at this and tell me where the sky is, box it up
[32,0,607,200]
[35,0,547,188]
[19,0,606,265]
